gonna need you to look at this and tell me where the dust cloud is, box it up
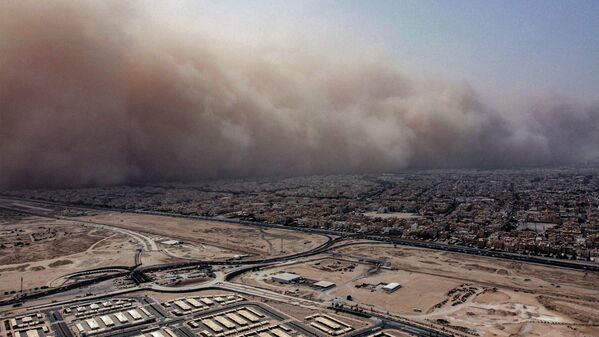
[1,1,598,189]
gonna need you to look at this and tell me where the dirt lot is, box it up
[335,244,599,299]
[74,212,329,258]
[0,207,328,298]
[334,244,599,337]
[239,244,599,337]
[0,212,143,296]
[0,217,113,265]
[0,231,138,295]
[0,213,143,295]
[1,198,597,337]
[161,242,239,261]
[237,257,374,301]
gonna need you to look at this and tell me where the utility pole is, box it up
[20,276,23,293]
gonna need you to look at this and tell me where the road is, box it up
[2,194,598,308]
[3,195,597,272]
[2,196,597,337]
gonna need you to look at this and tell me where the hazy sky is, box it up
[1,1,598,189]
[159,0,599,101]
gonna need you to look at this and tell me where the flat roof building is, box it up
[187,298,203,308]
[272,272,302,284]
[382,282,401,293]
[313,281,336,289]
[128,309,143,320]
[86,318,99,330]
[100,315,114,326]
[162,240,181,245]
[174,300,191,311]
[200,298,214,305]
[26,330,39,337]
[115,312,128,323]
[238,309,260,322]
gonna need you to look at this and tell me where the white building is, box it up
[382,282,401,293]
[272,272,302,284]
[313,281,336,290]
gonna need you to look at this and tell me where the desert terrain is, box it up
[0,200,329,302]
[75,211,329,258]
[236,243,599,337]
[1,198,598,337]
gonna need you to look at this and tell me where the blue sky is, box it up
[337,0,599,100]
[156,0,599,101]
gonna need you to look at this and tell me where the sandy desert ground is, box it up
[237,244,599,337]
[74,211,329,258]
[0,204,329,300]
[1,200,597,337]
[0,218,138,296]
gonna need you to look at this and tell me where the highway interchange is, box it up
[1,196,598,337]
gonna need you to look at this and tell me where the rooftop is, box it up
[383,282,401,290]
[272,272,302,282]
[313,281,335,288]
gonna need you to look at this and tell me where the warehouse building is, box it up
[313,281,336,290]
[271,272,302,284]
[382,282,401,293]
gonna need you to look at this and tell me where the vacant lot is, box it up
[74,212,329,258]
[0,234,137,295]
[240,244,599,337]
[0,217,112,264]
[333,244,599,337]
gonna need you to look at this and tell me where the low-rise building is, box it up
[382,282,401,293]
[313,281,336,290]
[272,272,302,284]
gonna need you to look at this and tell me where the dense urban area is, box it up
[1,167,599,337]
[7,167,599,262]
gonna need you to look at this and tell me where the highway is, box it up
[1,195,598,307]
[10,195,599,272]
[1,196,597,337]
[147,210,599,273]
[2,196,598,272]
[1,195,598,308]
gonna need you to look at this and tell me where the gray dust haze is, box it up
[1,1,598,189]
